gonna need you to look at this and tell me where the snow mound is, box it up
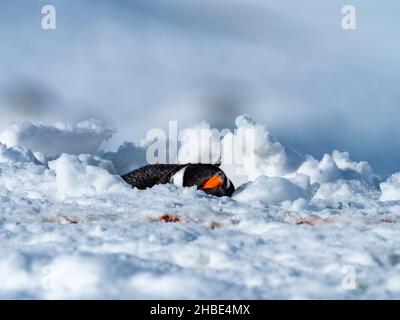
[48,154,127,200]
[380,173,400,202]
[233,174,319,206]
[176,115,379,192]
[220,115,301,186]
[297,151,377,186]
[0,119,114,158]
[0,143,41,165]
[177,115,304,187]
[314,180,380,204]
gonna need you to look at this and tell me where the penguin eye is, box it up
[201,174,224,189]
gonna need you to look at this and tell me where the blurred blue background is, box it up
[0,0,399,176]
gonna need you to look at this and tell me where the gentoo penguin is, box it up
[121,163,235,197]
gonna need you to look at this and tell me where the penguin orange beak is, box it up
[201,174,224,189]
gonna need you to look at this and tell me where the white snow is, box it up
[233,175,319,206]
[380,173,400,202]
[48,154,127,200]
[0,143,41,165]
[0,119,114,158]
[1,115,400,299]
[297,151,377,186]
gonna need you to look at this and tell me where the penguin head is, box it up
[175,164,235,197]
[199,170,235,197]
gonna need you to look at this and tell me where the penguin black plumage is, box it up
[121,163,235,197]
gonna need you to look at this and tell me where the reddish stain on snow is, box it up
[380,218,396,224]
[295,216,333,225]
[158,214,181,223]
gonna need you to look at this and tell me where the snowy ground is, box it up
[1,116,400,299]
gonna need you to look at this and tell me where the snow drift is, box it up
[233,175,319,206]
[48,154,127,200]
[0,119,114,158]
[1,115,400,299]
[380,173,400,202]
